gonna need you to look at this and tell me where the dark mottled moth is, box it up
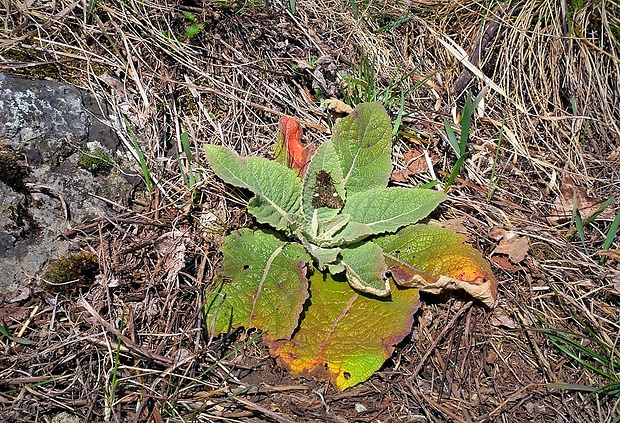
[312,170,343,209]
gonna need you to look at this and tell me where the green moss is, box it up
[43,251,99,285]
[77,147,114,175]
[0,144,29,192]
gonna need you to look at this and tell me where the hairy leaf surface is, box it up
[332,102,393,194]
[331,187,446,244]
[339,241,389,296]
[269,273,420,390]
[206,229,310,340]
[205,145,301,230]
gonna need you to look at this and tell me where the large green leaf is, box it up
[206,229,311,340]
[268,273,420,391]
[339,241,389,296]
[329,187,446,244]
[205,145,301,230]
[332,102,393,195]
[375,224,498,307]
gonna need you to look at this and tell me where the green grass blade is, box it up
[445,153,467,190]
[392,88,405,137]
[350,0,358,19]
[571,191,587,250]
[123,116,153,195]
[0,321,34,345]
[181,131,196,188]
[600,209,620,263]
[419,180,440,189]
[548,382,601,393]
[584,195,615,225]
[459,93,474,155]
[548,331,620,381]
[443,119,459,155]
[458,89,486,156]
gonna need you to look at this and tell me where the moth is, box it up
[312,170,344,209]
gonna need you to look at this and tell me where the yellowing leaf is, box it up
[268,273,420,390]
[206,229,310,341]
[376,224,497,307]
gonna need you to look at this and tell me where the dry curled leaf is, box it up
[324,98,353,114]
[8,287,31,303]
[490,228,529,264]
[155,231,187,284]
[440,217,469,234]
[391,149,438,182]
[491,256,518,272]
[547,175,615,225]
[490,312,518,329]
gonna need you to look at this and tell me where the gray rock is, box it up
[0,73,131,293]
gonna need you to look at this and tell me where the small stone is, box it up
[51,412,80,423]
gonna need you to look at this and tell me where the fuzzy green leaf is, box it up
[299,236,341,271]
[206,229,311,340]
[205,145,301,230]
[339,241,389,296]
[268,273,420,390]
[376,224,498,307]
[332,102,393,194]
[330,187,446,244]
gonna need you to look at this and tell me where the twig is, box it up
[234,396,299,423]
[412,302,474,378]
[79,297,173,366]
[452,5,507,95]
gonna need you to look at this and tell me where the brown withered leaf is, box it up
[490,228,529,264]
[391,149,439,182]
[0,303,29,322]
[491,255,519,272]
[324,98,354,114]
[599,249,620,263]
[547,175,616,225]
[8,287,31,303]
[440,217,469,234]
[490,312,518,329]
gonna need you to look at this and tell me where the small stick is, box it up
[234,396,299,423]
[412,302,474,378]
[10,305,39,348]
[451,5,507,96]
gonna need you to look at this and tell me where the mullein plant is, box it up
[204,102,496,389]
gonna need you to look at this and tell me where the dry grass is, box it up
[1,0,619,421]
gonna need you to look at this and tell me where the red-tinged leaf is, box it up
[375,224,498,307]
[206,229,311,341]
[274,116,316,175]
[268,273,420,390]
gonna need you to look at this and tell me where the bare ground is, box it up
[1,0,619,422]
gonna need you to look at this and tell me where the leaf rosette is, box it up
[204,102,497,390]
